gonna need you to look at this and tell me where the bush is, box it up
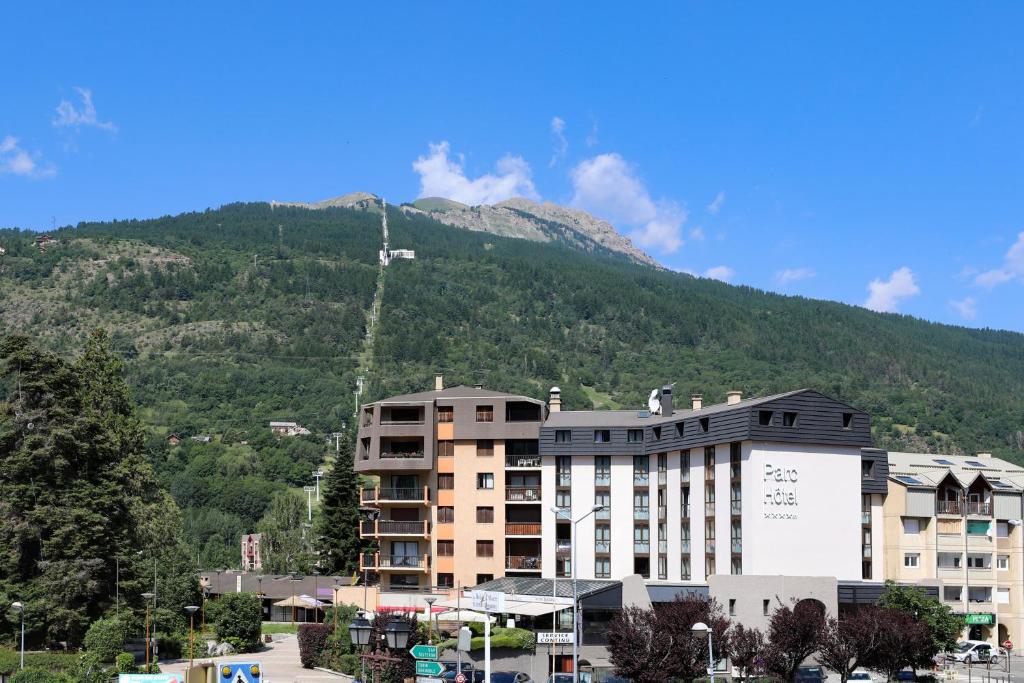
[0,652,79,676]
[157,633,184,660]
[10,668,69,683]
[116,653,136,674]
[83,617,129,662]
[297,624,334,669]
[208,593,262,652]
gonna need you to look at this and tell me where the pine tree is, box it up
[314,434,362,575]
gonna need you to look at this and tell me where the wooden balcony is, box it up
[506,555,542,571]
[360,520,431,539]
[505,523,542,536]
[359,552,430,572]
[360,486,430,505]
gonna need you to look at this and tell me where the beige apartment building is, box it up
[354,375,546,591]
[884,451,1024,644]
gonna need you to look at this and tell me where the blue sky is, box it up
[3,3,1023,331]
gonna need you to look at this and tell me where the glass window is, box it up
[594,430,610,443]
[437,540,454,556]
[476,439,494,456]
[437,506,454,523]
[967,520,991,535]
[475,405,494,422]
[556,490,572,507]
[476,473,494,489]
[476,540,494,557]
[902,518,921,534]
[437,407,453,423]
[997,522,1010,538]
[904,553,920,568]
[627,429,643,443]
[998,587,1011,604]
[438,473,454,490]
[437,573,454,588]
[555,430,571,443]
[437,441,454,457]
[681,556,691,580]
[595,456,611,485]
[476,506,493,523]
[595,558,611,578]
[998,555,1009,571]
[658,556,668,580]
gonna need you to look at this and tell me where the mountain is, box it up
[2,200,1023,565]
[276,192,657,265]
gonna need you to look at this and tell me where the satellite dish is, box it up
[648,389,662,415]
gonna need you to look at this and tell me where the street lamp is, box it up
[349,613,373,683]
[332,584,343,631]
[692,621,715,683]
[384,619,412,650]
[424,597,436,644]
[552,503,606,683]
[142,592,155,672]
[184,606,199,674]
[349,616,410,683]
[10,602,24,670]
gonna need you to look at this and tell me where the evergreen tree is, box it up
[314,435,361,575]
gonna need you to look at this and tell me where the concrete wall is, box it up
[709,575,839,633]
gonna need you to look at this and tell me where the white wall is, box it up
[573,456,597,580]
[610,455,635,578]
[742,442,863,580]
[540,455,556,579]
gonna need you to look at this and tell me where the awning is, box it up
[435,609,495,623]
[273,594,327,608]
[434,596,566,617]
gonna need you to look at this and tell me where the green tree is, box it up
[256,490,315,574]
[315,435,361,575]
[877,581,961,659]
[207,593,262,652]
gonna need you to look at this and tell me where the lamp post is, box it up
[552,503,606,683]
[11,602,24,670]
[332,584,343,632]
[142,592,155,672]
[425,597,436,644]
[184,606,199,675]
[349,615,411,683]
[692,621,715,683]
[257,575,265,623]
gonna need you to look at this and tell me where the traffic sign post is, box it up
[414,661,445,677]
[410,644,439,660]
[217,662,262,683]
[455,673,467,683]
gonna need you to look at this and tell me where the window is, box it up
[997,522,1010,538]
[658,556,668,580]
[998,555,1009,571]
[681,556,691,580]
[943,586,962,602]
[633,455,649,484]
[758,410,773,426]
[595,525,611,553]
[475,405,494,422]
[763,599,770,616]
[729,599,736,616]
[782,411,798,427]
[437,573,454,589]
[904,553,920,568]
[902,518,921,534]
[594,429,611,443]
[390,575,419,589]
[938,552,962,569]
[842,412,854,429]
[595,456,611,485]
[476,540,494,557]
[967,554,988,569]
[595,558,611,578]
[557,456,572,487]
[731,557,742,575]
[705,556,715,578]
[437,506,454,523]
[595,491,610,515]
[705,518,716,541]
[476,573,493,584]
[937,518,962,535]
[438,473,454,490]
[628,429,643,443]
[476,439,494,457]
[555,429,571,443]
[658,453,667,473]
[476,473,494,489]
[699,417,710,433]
[862,459,875,479]
[476,506,494,523]
[705,447,715,472]
[437,406,453,423]
[437,540,454,556]
[652,426,662,440]
[998,587,1011,605]
[556,490,572,507]
[437,440,454,457]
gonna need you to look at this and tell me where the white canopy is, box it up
[434,596,566,617]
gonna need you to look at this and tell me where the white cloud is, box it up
[689,226,706,241]
[703,265,735,282]
[53,87,117,132]
[549,116,567,167]
[0,135,55,179]
[950,297,977,320]
[570,152,686,253]
[974,232,1024,288]
[775,267,816,285]
[707,191,726,215]
[864,266,920,313]
[412,141,539,205]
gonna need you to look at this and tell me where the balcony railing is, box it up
[380,450,425,459]
[681,504,690,518]
[634,473,650,486]
[506,486,542,502]
[730,500,742,515]
[506,555,542,570]
[937,500,962,515]
[862,545,872,558]
[681,470,690,483]
[360,552,430,571]
[506,455,542,468]
[634,542,650,553]
[361,487,377,503]
[378,487,429,502]
[658,471,667,486]
[706,539,716,553]
[658,505,667,520]
[658,540,667,554]
[360,520,431,537]
[506,522,542,536]
[380,418,424,425]
[681,539,691,553]
[731,540,742,554]
[595,540,610,554]
[967,502,991,516]
[596,507,611,520]
[557,473,572,487]
[556,542,572,557]
[595,473,611,487]
[634,506,650,520]
[705,502,716,516]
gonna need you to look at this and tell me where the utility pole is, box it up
[304,486,315,522]
[312,469,324,501]
[331,432,344,453]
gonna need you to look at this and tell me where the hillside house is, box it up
[269,421,312,437]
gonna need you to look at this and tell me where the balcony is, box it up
[634,541,650,553]
[361,486,430,505]
[360,552,430,572]
[595,473,611,487]
[706,539,716,553]
[506,555,542,571]
[658,540,667,554]
[730,500,742,515]
[506,523,542,536]
[633,473,650,486]
[634,506,650,521]
[658,505,667,520]
[731,540,742,554]
[937,500,962,516]
[506,455,542,469]
[595,540,610,554]
[681,539,691,554]
[506,486,542,502]
[360,520,431,538]
[556,473,572,487]
[681,504,690,519]
[966,502,992,516]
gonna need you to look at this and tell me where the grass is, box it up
[0,650,80,675]
[261,623,299,634]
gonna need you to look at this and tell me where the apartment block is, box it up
[883,451,1024,644]
[355,375,545,591]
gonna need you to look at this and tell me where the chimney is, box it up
[549,386,562,413]
[977,452,992,459]
[661,385,674,416]
[691,394,703,411]
[726,390,742,405]
[435,373,444,391]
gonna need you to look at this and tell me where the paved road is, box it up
[159,635,351,683]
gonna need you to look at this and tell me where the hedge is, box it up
[208,593,262,652]
[0,652,79,676]
[297,624,334,669]
[83,617,129,663]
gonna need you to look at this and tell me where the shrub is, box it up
[157,633,184,660]
[116,653,136,674]
[83,617,129,662]
[297,624,334,669]
[10,668,69,683]
[209,593,262,652]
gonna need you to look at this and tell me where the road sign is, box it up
[410,644,439,660]
[218,662,262,683]
[455,674,468,683]
[415,661,445,677]
[119,676,182,683]
[467,590,506,613]
[416,678,443,683]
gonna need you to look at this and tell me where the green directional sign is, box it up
[410,644,439,660]
[415,661,445,677]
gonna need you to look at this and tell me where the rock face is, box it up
[275,192,657,266]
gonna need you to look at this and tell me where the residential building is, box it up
[240,532,264,571]
[355,374,545,591]
[883,451,1024,644]
[269,421,312,436]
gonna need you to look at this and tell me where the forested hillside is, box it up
[2,201,1023,566]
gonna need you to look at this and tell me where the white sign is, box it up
[467,590,506,613]
[417,678,443,683]
[763,462,799,519]
[537,632,574,644]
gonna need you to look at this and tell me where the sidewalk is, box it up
[158,634,351,683]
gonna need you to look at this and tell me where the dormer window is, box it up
[653,426,662,440]
[842,412,854,430]
[782,412,798,427]
[758,410,773,426]
[594,430,611,443]
[698,417,710,433]
[627,429,643,443]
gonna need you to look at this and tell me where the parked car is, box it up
[849,669,875,683]
[894,671,916,682]
[949,640,997,664]
[489,673,533,683]
[795,666,828,683]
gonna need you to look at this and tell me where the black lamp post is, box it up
[349,616,410,683]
